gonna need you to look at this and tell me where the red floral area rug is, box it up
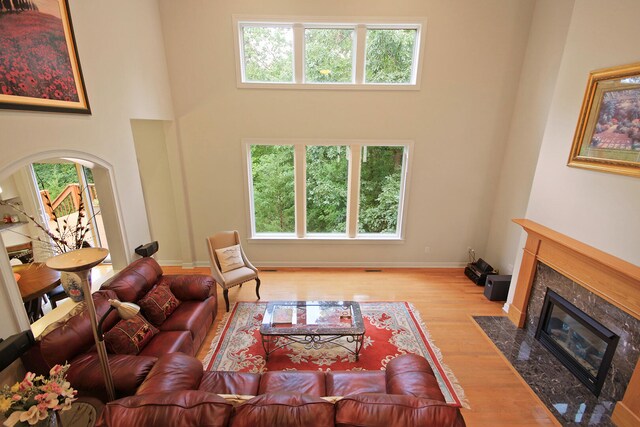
[202,301,467,408]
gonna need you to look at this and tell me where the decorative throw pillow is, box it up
[104,314,158,355]
[215,244,245,273]
[138,285,181,326]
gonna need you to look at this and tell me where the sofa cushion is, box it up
[159,274,215,301]
[229,393,334,427]
[97,390,232,427]
[159,300,213,339]
[335,394,466,427]
[105,314,159,355]
[326,371,386,396]
[101,257,163,302]
[139,285,181,326]
[258,371,326,396]
[68,352,157,398]
[199,371,261,396]
[139,330,193,358]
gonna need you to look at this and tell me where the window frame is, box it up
[233,16,426,90]
[242,138,413,242]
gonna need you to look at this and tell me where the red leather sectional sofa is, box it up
[97,352,466,426]
[22,257,217,399]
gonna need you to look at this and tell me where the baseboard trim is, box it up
[189,260,466,269]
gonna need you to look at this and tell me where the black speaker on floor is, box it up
[135,241,159,258]
[464,258,496,286]
[484,275,512,301]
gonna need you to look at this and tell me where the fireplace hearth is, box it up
[535,289,619,397]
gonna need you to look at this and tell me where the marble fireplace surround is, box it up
[509,219,640,427]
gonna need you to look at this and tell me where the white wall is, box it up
[505,0,640,308]
[0,0,174,336]
[484,0,574,274]
[131,120,182,265]
[157,0,536,267]
[525,0,640,267]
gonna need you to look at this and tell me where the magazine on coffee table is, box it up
[272,306,295,325]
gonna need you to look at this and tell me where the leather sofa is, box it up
[22,257,217,400]
[97,352,466,427]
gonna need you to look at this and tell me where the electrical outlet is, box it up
[424,246,431,254]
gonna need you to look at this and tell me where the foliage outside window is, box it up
[237,18,423,88]
[305,28,354,83]
[247,141,409,239]
[242,25,294,83]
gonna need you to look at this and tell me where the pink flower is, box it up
[12,394,21,401]
[49,365,63,376]
[19,372,36,391]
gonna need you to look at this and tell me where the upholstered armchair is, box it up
[206,231,260,312]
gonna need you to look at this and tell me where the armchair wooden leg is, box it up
[223,289,230,312]
[255,277,261,300]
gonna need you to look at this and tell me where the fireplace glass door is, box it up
[536,289,619,396]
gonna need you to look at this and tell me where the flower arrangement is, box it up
[0,364,76,426]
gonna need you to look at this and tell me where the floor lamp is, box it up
[45,248,116,401]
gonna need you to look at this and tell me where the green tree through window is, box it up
[250,145,295,233]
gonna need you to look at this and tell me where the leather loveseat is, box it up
[22,257,217,400]
[97,352,466,427]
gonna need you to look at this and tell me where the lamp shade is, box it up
[109,299,140,320]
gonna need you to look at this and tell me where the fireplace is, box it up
[509,219,640,427]
[535,289,619,396]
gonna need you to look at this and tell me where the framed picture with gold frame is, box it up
[568,62,640,177]
[0,0,90,114]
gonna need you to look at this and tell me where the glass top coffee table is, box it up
[260,301,365,361]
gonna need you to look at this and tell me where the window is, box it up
[235,17,424,89]
[245,140,411,239]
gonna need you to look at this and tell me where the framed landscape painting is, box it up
[0,0,90,114]
[568,62,640,177]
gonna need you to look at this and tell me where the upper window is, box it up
[244,140,411,240]
[235,17,424,89]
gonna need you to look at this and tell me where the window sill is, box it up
[247,235,404,244]
[237,82,420,91]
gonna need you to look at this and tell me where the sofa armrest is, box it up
[158,275,215,301]
[96,391,232,427]
[136,353,204,395]
[67,353,157,399]
[385,354,445,402]
[335,394,466,427]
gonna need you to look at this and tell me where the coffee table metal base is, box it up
[261,333,364,361]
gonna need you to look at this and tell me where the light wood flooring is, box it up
[162,266,559,427]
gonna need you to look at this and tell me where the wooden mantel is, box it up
[510,219,640,427]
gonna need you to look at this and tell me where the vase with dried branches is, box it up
[1,190,98,302]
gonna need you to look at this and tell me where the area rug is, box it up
[203,301,468,408]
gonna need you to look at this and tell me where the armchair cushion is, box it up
[138,285,181,326]
[105,314,159,355]
[219,267,257,288]
[215,244,244,273]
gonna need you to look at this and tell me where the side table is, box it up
[59,397,103,427]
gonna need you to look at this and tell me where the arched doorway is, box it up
[0,150,128,333]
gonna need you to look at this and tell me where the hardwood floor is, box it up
[162,266,559,427]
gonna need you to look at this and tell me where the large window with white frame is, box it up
[245,140,411,239]
[235,16,425,89]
